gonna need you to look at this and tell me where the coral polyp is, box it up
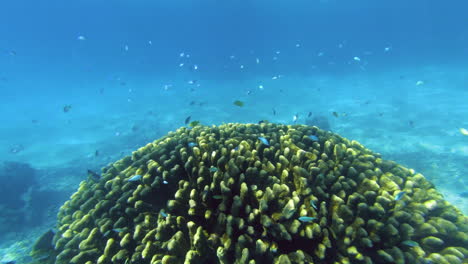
[33,123,468,264]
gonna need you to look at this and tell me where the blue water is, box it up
[1,0,467,262]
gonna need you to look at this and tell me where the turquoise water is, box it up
[0,0,467,262]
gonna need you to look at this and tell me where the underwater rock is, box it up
[0,161,37,209]
[34,123,468,264]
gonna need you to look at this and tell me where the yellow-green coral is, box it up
[34,123,468,263]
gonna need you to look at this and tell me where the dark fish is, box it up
[409,120,414,127]
[31,119,39,124]
[308,112,312,117]
[233,100,245,107]
[459,191,468,198]
[63,105,72,113]
[258,120,268,124]
[87,169,101,181]
[189,120,200,127]
[272,108,276,115]
[94,150,99,157]
[185,116,191,125]
[332,112,338,118]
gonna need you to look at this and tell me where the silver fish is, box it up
[128,175,142,182]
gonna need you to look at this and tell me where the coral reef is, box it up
[38,123,467,263]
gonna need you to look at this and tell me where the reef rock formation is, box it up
[38,123,468,264]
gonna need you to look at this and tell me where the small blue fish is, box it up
[128,175,142,182]
[163,180,168,184]
[394,191,406,201]
[160,211,168,218]
[188,142,197,147]
[234,146,239,151]
[298,216,316,223]
[401,240,418,247]
[308,135,319,141]
[103,228,124,237]
[310,200,318,210]
[258,137,270,146]
[209,167,218,172]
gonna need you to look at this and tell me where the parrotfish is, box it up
[394,191,406,201]
[298,216,316,223]
[128,175,142,182]
[308,135,319,141]
[258,137,270,146]
[188,142,197,147]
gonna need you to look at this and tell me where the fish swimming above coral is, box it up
[233,100,245,107]
[258,136,269,146]
[32,123,468,264]
[127,174,142,182]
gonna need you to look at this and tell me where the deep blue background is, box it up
[1,0,467,79]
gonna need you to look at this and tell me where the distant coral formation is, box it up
[0,161,37,209]
[0,161,38,233]
[34,123,468,263]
